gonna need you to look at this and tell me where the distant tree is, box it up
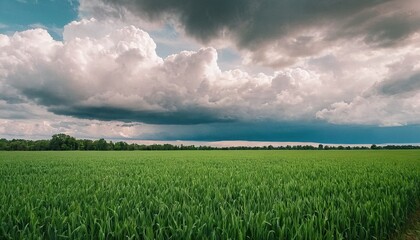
[80,139,95,150]
[114,142,123,151]
[108,141,114,150]
[31,140,50,150]
[0,138,9,150]
[50,134,77,150]
[1,134,419,151]
[9,140,28,151]
[95,138,108,151]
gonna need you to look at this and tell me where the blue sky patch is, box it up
[0,0,78,39]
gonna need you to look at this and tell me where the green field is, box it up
[0,150,419,239]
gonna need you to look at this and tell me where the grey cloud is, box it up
[0,100,51,120]
[96,0,419,58]
[332,4,420,47]
[50,106,236,125]
[375,72,420,96]
[364,15,418,46]
[21,87,74,106]
[102,0,251,43]
[0,87,26,104]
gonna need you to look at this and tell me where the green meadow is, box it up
[0,150,419,239]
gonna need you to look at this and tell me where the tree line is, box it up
[0,134,419,151]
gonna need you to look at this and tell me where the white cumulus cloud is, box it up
[1,17,420,136]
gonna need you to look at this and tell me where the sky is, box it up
[0,0,420,144]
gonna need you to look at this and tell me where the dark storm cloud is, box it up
[331,5,420,47]
[21,88,74,106]
[376,72,420,96]
[99,0,419,49]
[364,14,419,46]
[50,106,236,125]
[0,92,26,104]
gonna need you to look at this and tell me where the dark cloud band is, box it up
[50,106,235,125]
[99,0,419,51]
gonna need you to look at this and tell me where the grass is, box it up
[393,207,420,240]
[0,150,419,239]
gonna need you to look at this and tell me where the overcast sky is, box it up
[0,0,419,144]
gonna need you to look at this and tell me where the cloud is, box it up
[50,106,235,125]
[375,72,420,96]
[317,71,420,126]
[80,0,420,67]
[0,19,327,124]
[316,94,420,127]
[0,117,159,140]
[1,18,420,130]
[2,2,420,142]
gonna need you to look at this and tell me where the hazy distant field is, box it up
[0,150,419,239]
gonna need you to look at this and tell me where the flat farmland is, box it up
[0,150,419,239]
